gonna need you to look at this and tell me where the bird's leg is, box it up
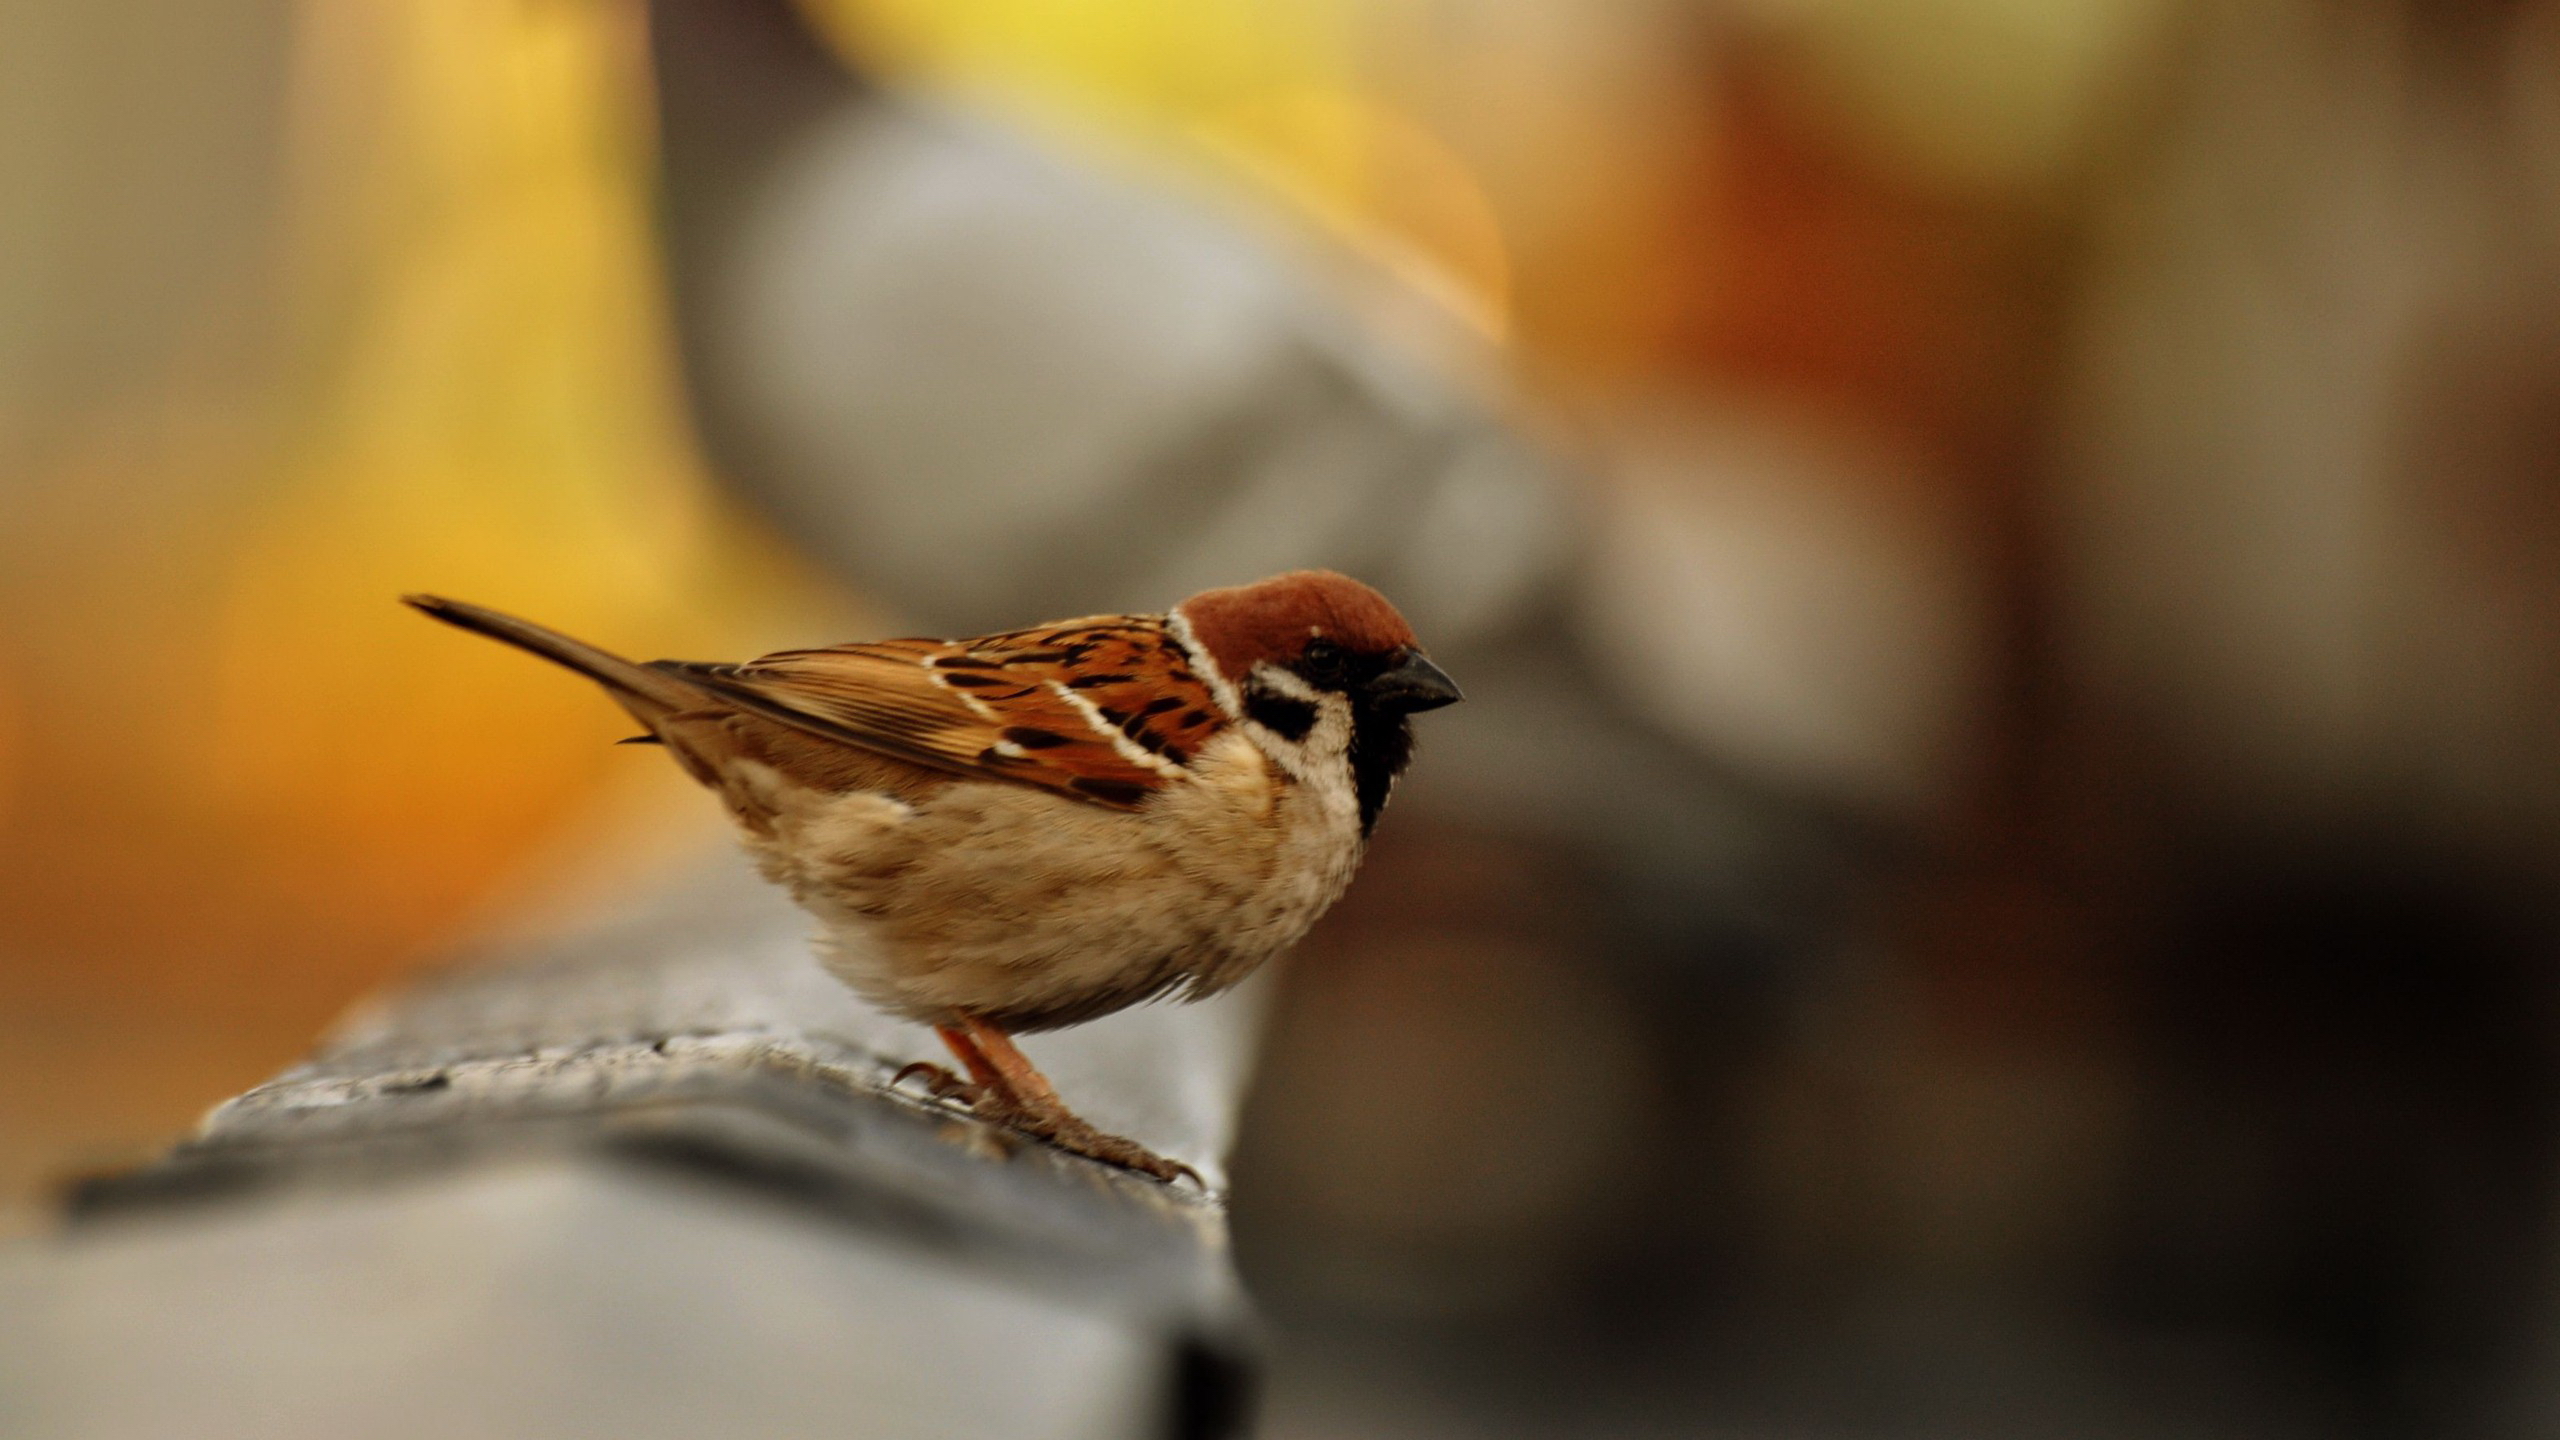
[949,1014,1201,1188]
[889,1024,1004,1104]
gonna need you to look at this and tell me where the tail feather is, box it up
[401,595,709,723]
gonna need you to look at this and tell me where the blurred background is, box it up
[10,0,2560,1435]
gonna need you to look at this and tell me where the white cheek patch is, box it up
[1247,664,1321,703]
[1165,609,1240,719]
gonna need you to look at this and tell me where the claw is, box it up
[1107,1146,1203,1189]
[889,1060,979,1104]
[1073,1129,1201,1187]
[1016,1110,1204,1188]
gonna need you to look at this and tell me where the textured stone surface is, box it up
[3,1164,1173,1440]
[3,847,1259,1440]
[184,847,1260,1199]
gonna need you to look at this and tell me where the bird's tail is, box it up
[402,595,709,725]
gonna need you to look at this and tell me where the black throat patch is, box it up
[1346,703,1415,836]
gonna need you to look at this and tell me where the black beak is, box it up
[1365,650,1463,713]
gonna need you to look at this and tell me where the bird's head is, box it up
[1174,570,1461,717]
[1174,571,1459,835]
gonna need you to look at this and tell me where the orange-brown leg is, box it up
[889,1024,1006,1104]
[952,1015,1063,1108]
[937,1024,1008,1091]
[943,1014,1201,1187]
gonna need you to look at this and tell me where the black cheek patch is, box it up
[1000,727,1073,749]
[1067,673,1135,688]
[1141,696,1186,715]
[1245,693,1317,742]
[1180,709,1213,728]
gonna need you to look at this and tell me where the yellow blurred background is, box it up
[0,0,802,1213]
[0,0,2164,1218]
[22,0,2560,1433]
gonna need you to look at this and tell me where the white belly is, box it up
[737,728,1363,1031]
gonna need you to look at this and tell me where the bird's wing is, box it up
[651,616,1231,810]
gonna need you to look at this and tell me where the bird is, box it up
[404,571,1460,1183]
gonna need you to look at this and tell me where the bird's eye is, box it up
[1299,637,1349,685]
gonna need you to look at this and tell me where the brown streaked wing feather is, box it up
[648,617,1228,810]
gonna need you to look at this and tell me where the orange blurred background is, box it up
[1,0,2145,1216]
[24,3,2560,1433]
[0,0,827,1214]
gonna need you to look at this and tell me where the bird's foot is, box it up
[889,1060,982,1106]
[897,1028,1203,1188]
[1005,1106,1203,1188]
[1056,1125,1205,1189]
[903,1075,1199,1186]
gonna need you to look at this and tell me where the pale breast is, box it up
[741,729,1363,1032]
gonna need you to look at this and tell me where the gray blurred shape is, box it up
[0,848,1255,1440]
[2,1166,1162,1440]
[650,0,1572,647]
[646,0,1836,952]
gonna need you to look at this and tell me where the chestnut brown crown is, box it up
[1175,570,1414,674]
[1175,570,1460,715]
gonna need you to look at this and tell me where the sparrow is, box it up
[404,571,1460,1184]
